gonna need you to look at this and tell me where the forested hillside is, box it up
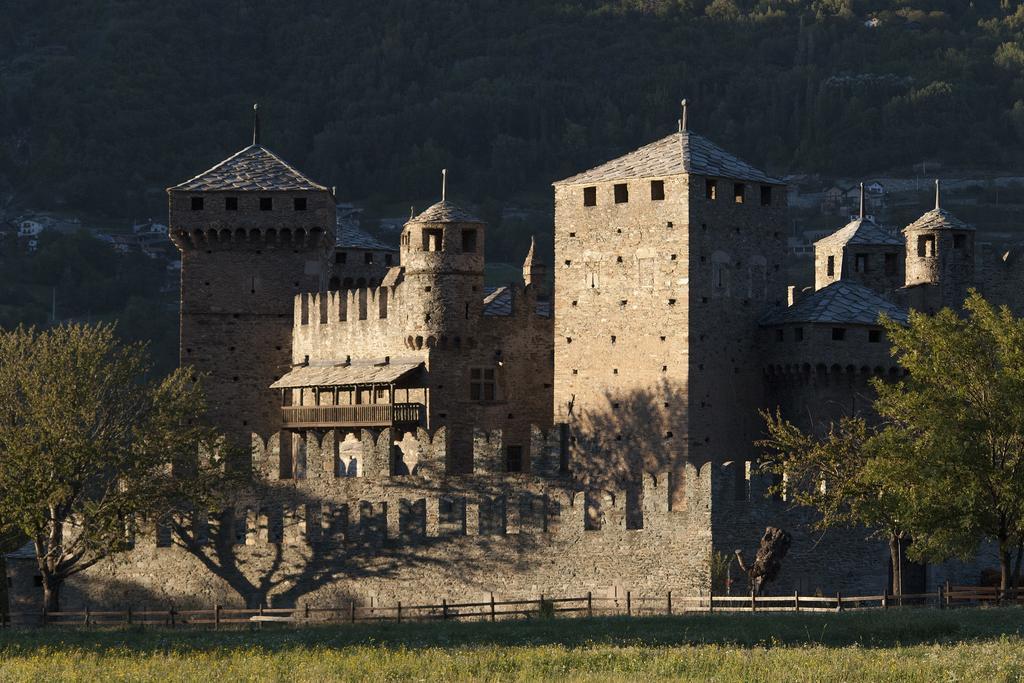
[2,0,1024,217]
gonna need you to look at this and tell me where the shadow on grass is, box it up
[2,608,1023,655]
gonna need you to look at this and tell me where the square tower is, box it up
[552,125,787,487]
[168,141,335,454]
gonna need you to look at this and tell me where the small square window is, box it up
[336,251,347,264]
[795,327,804,341]
[461,229,477,253]
[832,327,846,341]
[259,197,273,211]
[705,179,717,200]
[827,255,835,277]
[294,197,307,211]
[734,183,746,204]
[583,187,597,207]
[760,186,772,206]
[614,183,629,204]
[650,180,665,201]
[225,197,238,211]
[364,252,374,265]
[885,253,897,275]
[954,234,966,249]
[869,329,882,343]
[423,228,443,252]
[191,196,204,210]
[855,254,869,273]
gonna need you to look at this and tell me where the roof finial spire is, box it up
[252,103,261,146]
[934,178,940,210]
[859,182,865,220]
[410,205,415,220]
[441,168,447,202]
[679,99,688,132]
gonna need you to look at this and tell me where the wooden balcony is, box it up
[281,403,424,429]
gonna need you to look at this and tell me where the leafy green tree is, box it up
[876,293,1024,595]
[759,413,913,595]
[0,323,237,610]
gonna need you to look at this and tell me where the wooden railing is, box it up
[281,403,424,428]
[4,585,1010,629]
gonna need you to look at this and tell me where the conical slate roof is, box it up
[170,144,328,192]
[761,280,908,326]
[408,200,482,224]
[553,130,782,186]
[815,217,903,248]
[904,208,974,233]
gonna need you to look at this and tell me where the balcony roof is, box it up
[270,361,422,389]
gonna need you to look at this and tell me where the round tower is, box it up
[399,198,485,348]
[903,180,975,307]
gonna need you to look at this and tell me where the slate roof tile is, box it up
[553,130,782,186]
[270,361,422,389]
[761,280,908,326]
[170,145,328,192]
[815,218,904,248]
[904,208,974,233]
[408,200,482,224]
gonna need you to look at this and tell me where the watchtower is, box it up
[552,102,787,489]
[903,180,975,309]
[168,106,335,454]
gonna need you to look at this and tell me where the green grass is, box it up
[2,609,1024,681]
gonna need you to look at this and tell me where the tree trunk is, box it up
[42,579,61,613]
[889,536,902,597]
[999,544,1012,599]
[1012,539,1024,601]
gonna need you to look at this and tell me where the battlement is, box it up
[294,288,392,326]
[171,225,330,252]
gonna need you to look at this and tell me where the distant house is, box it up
[864,17,880,29]
[17,219,44,238]
[866,181,885,195]
[820,186,844,213]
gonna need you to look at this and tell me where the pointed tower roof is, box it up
[904,181,974,233]
[408,200,482,224]
[553,130,782,186]
[170,144,329,193]
[523,236,541,268]
[815,217,903,248]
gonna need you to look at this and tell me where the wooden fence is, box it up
[1,584,1018,629]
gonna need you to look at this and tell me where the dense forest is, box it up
[2,0,1024,218]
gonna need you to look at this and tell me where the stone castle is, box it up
[7,106,1019,610]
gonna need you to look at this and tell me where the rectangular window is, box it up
[705,179,717,200]
[336,251,347,264]
[461,229,477,253]
[954,234,966,249]
[918,235,935,257]
[855,253,869,273]
[650,180,665,201]
[225,197,238,211]
[832,327,846,341]
[613,183,629,204]
[885,253,897,275]
[760,186,772,206]
[259,197,273,211]
[469,367,496,401]
[734,183,745,204]
[191,196,204,211]
[794,327,804,341]
[827,255,835,277]
[364,252,374,265]
[506,446,523,473]
[583,186,597,207]
[869,329,882,343]
[423,228,443,252]
[293,197,307,211]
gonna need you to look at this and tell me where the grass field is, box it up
[2,608,1024,681]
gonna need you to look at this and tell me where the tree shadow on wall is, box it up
[169,477,548,609]
[567,379,691,504]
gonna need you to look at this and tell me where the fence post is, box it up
[750,589,756,613]
[170,605,176,628]
[882,591,888,610]
[304,602,311,623]
[127,606,133,626]
[490,593,496,622]
[258,603,264,631]
[214,604,221,630]
[938,583,944,609]
[667,590,672,616]
[40,607,46,627]
[84,606,90,627]
[626,591,631,617]
[794,590,799,612]
[708,593,714,614]
[836,592,842,613]
[442,599,448,620]
[350,600,356,624]
[397,601,402,624]
[587,591,593,618]
[945,580,951,608]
